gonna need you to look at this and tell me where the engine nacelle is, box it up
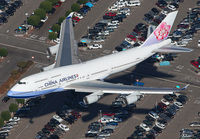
[124,93,140,105]
[41,63,56,71]
[83,91,104,104]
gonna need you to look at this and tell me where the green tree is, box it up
[48,32,57,40]
[34,8,46,19]
[0,117,4,127]
[39,1,52,12]
[78,0,88,4]
[0,48,8,57]
[27,15,41,26]
[65,10,72,17]
[16,99,25,104]
[17,61,27,69]
[47,0,59,5]
[1,111,11,121]
[9,103,18,112]
[59,16,66,23]
[71,3,80,12]
[52,24,60,32]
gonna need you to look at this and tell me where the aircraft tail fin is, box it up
[141,11,178,47]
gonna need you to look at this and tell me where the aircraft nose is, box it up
[7,90,15,98]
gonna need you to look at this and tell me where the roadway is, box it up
[0,0,200,139]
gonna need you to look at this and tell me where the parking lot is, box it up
[0,0,200,139]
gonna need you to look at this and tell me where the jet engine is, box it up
[83,91,104,104]
[124,94,141,105]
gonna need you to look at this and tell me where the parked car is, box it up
[88,44,102,49]
[2,96,10,103]
[34,22,44,30]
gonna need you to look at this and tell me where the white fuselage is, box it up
[8,39,171,98]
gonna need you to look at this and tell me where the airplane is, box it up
[7,11,192,105]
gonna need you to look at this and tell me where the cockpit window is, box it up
[18,81,26,84]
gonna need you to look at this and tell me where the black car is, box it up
[135,126,146,133]
[143,120,153,127]
[0,0,8,7]
[88,124,100,130]
[170,2,179,8]
[78,42,87,47]
[178,95,188,101]
[56,110,66,118]
[47,122,57,128]
[0,12,9,18]
[113,17,123,22]
[153,126,162,133]
[176,97,186,104]
[85,133,97,137]
[2,96,10,103]
[135,23,147,31]
[134,130,144,137]
[146,133,155,139]
[165,112,174,119]
[0,4,5,10]
[115,14,127,19]
[34,22,44,29]
[7,6,16,12]
[50,134,59,139]
[0,132,8,137]
[151,8,159,15]
[64,117,74,124]
[145,115,155,122]
[169,94,177,99]
[48,7,56,15]
[144,14,153,20]
[42,128,50,135]
[103,15,113,19]
[5,9,14,16]
[157,119,167,125]
[15,1,23,6]
[152,105,164,114]
[37,131,47,138]
[163,94,173,102]
[11,2,20,9]
[50,118,60,125]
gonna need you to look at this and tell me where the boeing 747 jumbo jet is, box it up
[8,11,192,105]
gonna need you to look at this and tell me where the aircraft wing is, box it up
[153,45,193,53]
[54,13,81,68]
[65,80,189,94]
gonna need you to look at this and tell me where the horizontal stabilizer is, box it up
[153,45,193,53]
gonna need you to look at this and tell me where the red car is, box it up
[102,112,115,116]
[190,60,200,69]
[44,124,54,132]
[105,12,116,17]
[54,1,62,8]
[177,24,189,29]
[72,16,80,22]
[158,102,167,110]
[133,28,141,35]
[127,35,137,41]
[153,19,161,24]
[71,111,81,118]
[138,37,145,42]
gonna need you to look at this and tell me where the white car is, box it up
[88,44,103,49]
[161,99,170,106]
[189,122,200,127]
[148,111,159,119]
[74,13,83,19]
[119,11,130,16]
[113,2,126,8]
[0,129,10,133]
[155,121,166,129]
[98,115,114,123]
[107,22,119,26]
[119,7,130,13]
[41,16,48,22]
[98,132,111,137]
[167,5,176,11]
[126,0,141,6]
[53,115,63,122]
[108,6,120,11]
[107,25,118,29]
[86,129,99,134]
[125,37,135,45]
[140,123,150,131]
[2,124,13,129]
[93,38,105,43]
[198,40,200,47]
[161,10,168,15]
[58,124,69,131]
[98,31,109,36]
[9,117,20,122]
[173,101,183,108]
[176,41,187,47]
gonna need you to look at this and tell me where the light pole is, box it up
[25,13,28,25]
[188,8,191,29]
[99,109,102,129]
[87,26,89,38]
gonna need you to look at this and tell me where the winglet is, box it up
[181,84,190,90]
[66,12,74,19]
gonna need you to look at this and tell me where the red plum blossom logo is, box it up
[154,22,171,41]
